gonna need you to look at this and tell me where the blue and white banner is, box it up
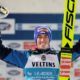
[24,68,59,80]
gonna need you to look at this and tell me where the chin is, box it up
[38,45,49,49]
[40,47,49,50]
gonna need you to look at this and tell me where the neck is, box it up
[36,48,50,53]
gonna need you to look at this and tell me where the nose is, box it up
[40,37,45,42]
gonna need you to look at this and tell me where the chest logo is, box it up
[41,55,46,61]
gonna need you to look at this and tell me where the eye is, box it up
[38,35,42,38]
[38,35,48,39]
[44,35,48,38]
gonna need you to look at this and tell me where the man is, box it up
[0,26,80,80]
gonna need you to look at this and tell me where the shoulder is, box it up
[49,48,57,55]
[28,49,38,55]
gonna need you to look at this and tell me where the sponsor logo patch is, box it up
[0,22,11,31]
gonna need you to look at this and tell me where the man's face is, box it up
[36,34,50,49]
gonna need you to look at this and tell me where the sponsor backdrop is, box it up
[1,17,80,80]
[0,0,80,80]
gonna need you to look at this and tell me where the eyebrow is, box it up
[38,34,48,37]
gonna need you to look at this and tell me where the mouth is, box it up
[40,42,46,45]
